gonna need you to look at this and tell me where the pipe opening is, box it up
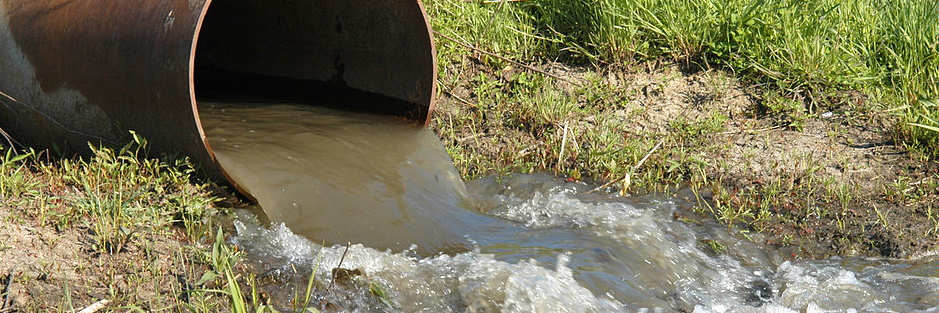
[190,0,437,199]
[0,0,436,197]
[193,0,435,122]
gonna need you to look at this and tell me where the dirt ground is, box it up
[0,202,216,311]
[611,65,939,258]
[1,62,937,311]
[432,62,939,259]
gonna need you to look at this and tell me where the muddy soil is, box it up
[432,62,939,259]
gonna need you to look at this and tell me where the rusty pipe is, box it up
[0,0,437,192]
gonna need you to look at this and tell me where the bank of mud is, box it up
[431,61,939,259]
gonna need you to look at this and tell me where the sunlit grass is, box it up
[427,0,938,255]
[427,0,939,152]
[21,132,219,252]
[0,135,235,310]
[908,99,939,157]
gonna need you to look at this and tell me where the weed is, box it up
[820,180,855,231]
[0,133,235,311]
[699,238,727,256]
[0,147,41,200]
[36,135,218,253]
[926,205,939,237]
[908,99,939,157]
[429,0,939,155]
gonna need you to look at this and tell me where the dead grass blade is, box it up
[433,30,583,87]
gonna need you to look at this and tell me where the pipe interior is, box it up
[193,0,433,120]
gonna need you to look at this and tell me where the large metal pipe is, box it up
[0,0,436,191]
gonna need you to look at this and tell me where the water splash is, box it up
[231,174,939,312]
[201,102,939,312]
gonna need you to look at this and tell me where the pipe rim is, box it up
[188,0,439,201]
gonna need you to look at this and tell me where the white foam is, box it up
[232,174,939,312]
[232,211,630,312]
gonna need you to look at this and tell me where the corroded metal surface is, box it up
[0,0,206,156]
[0,0,436,189]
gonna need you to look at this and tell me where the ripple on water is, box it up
[203,102,939,312]
[232,174,939,312]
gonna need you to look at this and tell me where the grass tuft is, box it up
[0,133,241,310]
[429,0,939,257]
[428,0,939,148]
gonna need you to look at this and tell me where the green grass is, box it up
[432,62,722,191]
[0,135,344,311]
[427,0,939,155]
[0,136,248,311]
[908,99,939,154]
[428,0,939,257]
[1,2,936,307]
[18,132,217,252]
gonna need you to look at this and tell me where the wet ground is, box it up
[2,64,937,311]
[432,63,939,258]
[204,102,939,312]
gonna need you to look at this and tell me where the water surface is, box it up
[200,101,939,312]
[200,101,497,254]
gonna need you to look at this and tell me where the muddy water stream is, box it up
[199,101,501,254]
[200,101,939,312]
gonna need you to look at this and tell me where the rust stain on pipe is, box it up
[0,0,437,193]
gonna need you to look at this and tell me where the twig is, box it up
[588,173,626,194]
[0,125,18,148]
[0,88,115,144]
[443,91,475,107]
[588,139,664,194]
[457,134,481,143]
[0,90,17,105]
[2,266,15,310]
[326,242,352,292]
[0,91,23,148]
[432,30,583,87]
[634,139,664,171]
[76,299,111,313]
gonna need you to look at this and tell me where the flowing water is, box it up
[199,101,498,255]
[199,101,939,312]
